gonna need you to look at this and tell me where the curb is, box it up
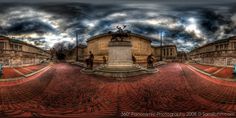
[0,65,51,82]
[187,64,236,82]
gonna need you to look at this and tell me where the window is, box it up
[167,48,169,56]
[163,49,165,56]
[224,44,228,49]
[0,42,4,49]
[10,44,13,49]
[19,45,22,51]
[220,45,223,50]
[14,45,18,50]
[216,45,219,50]
[234,42,236,50]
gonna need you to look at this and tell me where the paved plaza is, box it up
[0,63,236,117]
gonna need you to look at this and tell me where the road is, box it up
[0,63,236,117]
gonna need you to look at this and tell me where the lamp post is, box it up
[75,28,82,62]
[75,28,87,62]
[160,31,163,61]
[76,31,79,61]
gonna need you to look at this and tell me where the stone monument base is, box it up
[81,39,158,79]
[107,41,133,68]
[81,64,158,79]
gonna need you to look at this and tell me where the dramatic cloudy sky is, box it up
[0,0,236,52]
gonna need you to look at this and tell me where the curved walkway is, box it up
[189,63,235,80]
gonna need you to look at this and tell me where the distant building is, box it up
[72,32,177,63]
[176,51,188,62]
[66,44,87,62]
[0,36,51,67]
[189,36,236,66]
[152,45,177,61]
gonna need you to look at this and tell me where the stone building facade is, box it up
[0,36,51,67]
[66,44,87,62]
[189,36,236,66]
[152,45,177,61]
[74,33,177,63]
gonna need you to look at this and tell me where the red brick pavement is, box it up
[1,68,22,79]
[0,63,236,117]
[190,64,212,71]
[24,65,46,71]
[0,64,48,79]
[213,67,234,79]
[14,67,32,75]
[190,63,235,79]
[204,67,221,73]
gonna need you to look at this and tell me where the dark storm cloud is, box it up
[0,1,236,51]
[0,0,236,4]
[34,3,86,20]
[198,9,232,32]
[5,20,57,35]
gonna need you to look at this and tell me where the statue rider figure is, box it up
[111,25,129,42]
[117,26,123,34]
[147,54,154,69]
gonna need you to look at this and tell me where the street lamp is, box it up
[75,28,87,62]
[160,31,164,61]
[74,28,82,62]
[76,31,79,61]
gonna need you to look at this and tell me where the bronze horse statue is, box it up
[110,25,131,42]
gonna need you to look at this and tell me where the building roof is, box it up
[77,44,87,48]
[11,38,27,44]
[71,44,87,52]
[190,36,236,52]
[0,35,11,40]
[152,44,177,48]
[0,35,50,54]
[87,32,152,42]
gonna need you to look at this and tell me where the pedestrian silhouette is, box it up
[103,56,107,64]
[147,54,154,69]
[89,51,94,69]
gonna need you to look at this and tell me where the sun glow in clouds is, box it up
[185,17,203,39]
[125,17,180,29]
[188,17,196,23]
[82,20,99,29]
[108,13,127,18]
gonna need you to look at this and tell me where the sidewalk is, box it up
[189,63,235,80]
[0,64,49,80]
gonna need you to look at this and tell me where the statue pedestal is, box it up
[107,41,133,68]
[81,31,158,79]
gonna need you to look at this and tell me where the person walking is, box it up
[89,51,94,69]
